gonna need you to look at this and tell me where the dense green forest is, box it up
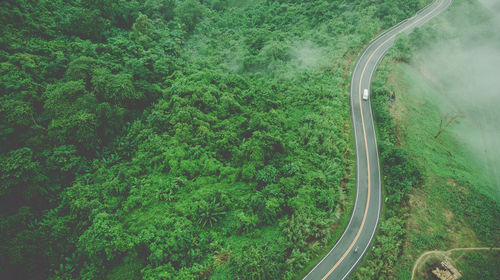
[1,0,427,279]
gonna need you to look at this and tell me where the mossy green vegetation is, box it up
[0,0,430,279]
[354,0,500,279]
[451,249,500,278]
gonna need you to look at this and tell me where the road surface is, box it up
[303,0,453,279]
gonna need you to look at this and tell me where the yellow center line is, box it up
[321,1,447,279]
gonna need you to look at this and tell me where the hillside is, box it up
[1,1,428,279]
[355,0,500,279]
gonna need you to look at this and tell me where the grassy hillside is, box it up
[0,0,430,279]
[356,0,500,279]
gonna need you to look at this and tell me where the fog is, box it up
[410,0,500,199]
[478,0,500,14]
[290,41,325,70]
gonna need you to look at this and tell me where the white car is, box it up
[362,89,369,100]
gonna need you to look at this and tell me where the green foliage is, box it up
[355,217,406,279]
[0,148,44,199]
[454,250,500,279]
[175,0,204,33]
[356,1,500,277]
[0,0,428,279]
[143,0,176,21]
[91,68,142,104]
[78,212,132,263]
[66,57,96,87]
[354,35,423,280]
[393,33,413,62]
[132,13,154,44]
[374,0,424,27]
[62,7,110,42]
[228,241,287,279]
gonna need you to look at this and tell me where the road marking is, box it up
[320,1,448,279]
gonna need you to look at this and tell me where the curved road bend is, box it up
[303,0,453,279]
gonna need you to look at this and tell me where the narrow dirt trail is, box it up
[411,247,500,280]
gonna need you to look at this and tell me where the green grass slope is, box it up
[354,0,500,279]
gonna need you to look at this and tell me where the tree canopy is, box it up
[0,0,429,279]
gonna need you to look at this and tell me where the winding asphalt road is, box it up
[303,0,452,279]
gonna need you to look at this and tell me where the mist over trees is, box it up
[1,0,429,279]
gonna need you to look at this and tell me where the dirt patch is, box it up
[408,191,427,216]
[387,67,410,144]
[406,190,432,238]
[458,184,471,195]
[442,208,454,223]
[449,224,480,248]
[409,190,428,210]
[214,249,231,265]
[330,222,338,232]
[446,178,458,187]
[390,98,408,144]
[411,247,500,280]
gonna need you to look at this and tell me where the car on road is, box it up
[363,89,369,100]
